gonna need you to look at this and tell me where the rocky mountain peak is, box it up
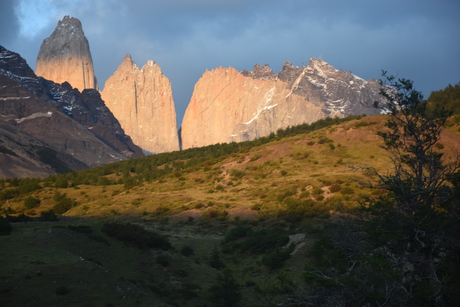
[0,46,36,79]
[120,54,138,70]
[1,45,143,178]
[181,59,382,149]
[101,55,179,154]
[55,15,84,36]
[36,16,97,91]
[241,64,277,81]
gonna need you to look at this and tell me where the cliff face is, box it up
[0,45,142,178]
[181,59,381,149]
[101,55,180,154]
[36,16,97,91]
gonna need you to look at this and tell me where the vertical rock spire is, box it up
[101,55,180,154]
[36,16,97,91]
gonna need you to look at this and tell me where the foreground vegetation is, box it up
[1,82,460,306]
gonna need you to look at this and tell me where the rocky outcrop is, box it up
[0,45,143,178]
[181,59,381,149]
[36,16,97,91]
[102,55,180,154]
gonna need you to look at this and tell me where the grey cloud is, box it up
[0,0,20,44]
[4,0,460,126]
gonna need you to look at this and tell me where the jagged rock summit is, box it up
[102,54,180,154]
[0,45,143,178]
[36,16,97,91]
[181,58,381,149]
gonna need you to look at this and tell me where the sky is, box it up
[1,0,459,126]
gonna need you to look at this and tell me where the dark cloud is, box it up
[5,0,460,125]
[0,0,20,44]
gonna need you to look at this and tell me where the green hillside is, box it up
[1,110,460,306]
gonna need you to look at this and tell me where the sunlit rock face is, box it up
[180,59,381,149]
[36,16,98,91]
[101,55,180,154]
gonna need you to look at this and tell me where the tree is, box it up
[361,73,460,305]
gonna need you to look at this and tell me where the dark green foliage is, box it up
[209,249,225,270]
[6,213,32,222]
[340,187,355,195]
[17,178,42,193]
[229,169,245,179]
[54,176,68,188]
[24,196,40,209]
[209,269,241,307]
[101,222,171,250]
[426,82,460,115]
[39,209,58,221]
[52,192,76,214]
[262,244,294,270]
[359,73,460,305]
[0,216,12,235]
[180,245,195,257]
[0,188,20,201]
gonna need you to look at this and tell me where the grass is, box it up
[1,114,460,305]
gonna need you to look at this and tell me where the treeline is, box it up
[427,82,460,115]
[0,115,364,193]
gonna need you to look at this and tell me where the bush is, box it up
[263,245,294,270]
[6,213,31,222]
[101,222,171,250]
[341,187,355,195]
[52,192,76,214]
[0,217,12,235]
[180,245,195,257]
[24,196,40,209]
[39,210,58,221]
[330,184,342,193]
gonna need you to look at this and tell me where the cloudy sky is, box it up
[1,0,459,125]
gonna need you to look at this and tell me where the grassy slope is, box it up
[1,114,459,306]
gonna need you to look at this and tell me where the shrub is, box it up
[39,210,58,221]
[229,169,245,179]
[263,245,294,270]
[101,222,171,250]
[330,184,342,193]
[209,249,225,270]
[318,137,333,144]
[24,196,40,209]
[6,213,32,222]
[341,187,355,195]
[435,142,445,149]
[180,245,195,257]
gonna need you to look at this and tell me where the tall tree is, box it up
[363,72,460,305]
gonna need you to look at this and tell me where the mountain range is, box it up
[2,15,385,178]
